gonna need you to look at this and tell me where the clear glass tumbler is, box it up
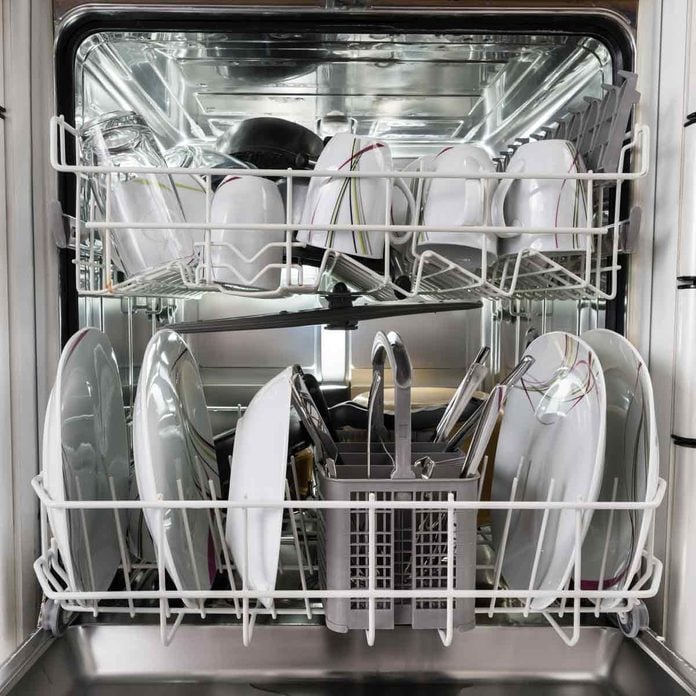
[80,110,194,276]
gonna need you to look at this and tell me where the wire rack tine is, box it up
[285,480,313,620]
[176,479,205,618]
[73,476,98,615]
[488,456,526,617]
[108,476,135,618]
[208,479,241,618]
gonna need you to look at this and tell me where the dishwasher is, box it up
[1,1,696,694]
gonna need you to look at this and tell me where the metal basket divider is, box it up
[592,477,620,617]
[591,182,606,293]
[289,455,314,576]
[192,454,223,576]
[474,456,496,579]
[633,503,659,593]
[67,118,86,294]
[384,170,393,286]
[203,168,213,284]
[285,169,294,289]
[207,478,240,618]
[240,500,256,646]
[31,474,78,602]
[283,479,313,620]
[174,479,206,618]
[34,539,70,597]
[102,170,113,291]
[438,492,456,647]
[609,484,661,605]
[87,191,99,292]
[107,475,135,618]
[366,491,377,646]
[155,493,181,646]
[591,123,647,301]
[556,576,572,619]
[582,172,595,293]
[487,455,526,617]
[72,475,98,615]
[541,498,584,647]
[522,478,557,619]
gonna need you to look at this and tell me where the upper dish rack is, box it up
[50,116,648,303]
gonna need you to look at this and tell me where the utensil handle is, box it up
[434,346,490,443]
[460,384,508,478]
[369,330,414,479]
[444,354,535,452]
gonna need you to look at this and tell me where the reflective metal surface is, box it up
[73,30,611,158]
[2,625,693,695]
[65,17,618,424]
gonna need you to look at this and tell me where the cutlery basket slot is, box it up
[317,452,478,634]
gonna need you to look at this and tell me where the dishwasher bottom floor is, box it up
[3,624,694,696]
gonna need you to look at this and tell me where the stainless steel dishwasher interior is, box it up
[32,15,672,696]
[4,626,695,695]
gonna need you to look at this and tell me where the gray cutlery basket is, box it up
[317,451,478,634]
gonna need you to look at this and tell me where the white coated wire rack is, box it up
[50,116,649,302]
[32,456,665,649]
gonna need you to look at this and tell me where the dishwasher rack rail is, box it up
[31,471,665,649]
[50,116,648,303]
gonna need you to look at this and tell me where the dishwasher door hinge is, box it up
[0,105,5,120]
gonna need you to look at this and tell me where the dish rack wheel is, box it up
[615,601,650,639]
[38,598,70,638]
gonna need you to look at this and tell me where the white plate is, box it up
[133,329,220,608]
[492,332,606,610]
[581,329,659,607]
[42,328,130,597]
[225,367,292,608]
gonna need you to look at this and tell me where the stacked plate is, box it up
[491,330,658,607]
[133,330,221,606]
[42,328,130,600]
[43,324,657,615]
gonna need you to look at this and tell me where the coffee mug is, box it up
[491,140,590,256]
[276,178,309,225]
[164,146,255,252]
[416,145,498,270]
[297,134,415,258]
[391,155,434,233]
[209,175,286,291]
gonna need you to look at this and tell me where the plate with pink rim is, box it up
[580,329,659,608]
[492,331,606,610]
[133,329,220,609]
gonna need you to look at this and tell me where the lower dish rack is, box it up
[31,468,665,649]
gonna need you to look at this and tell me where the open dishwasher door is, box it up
[2,0,696,693]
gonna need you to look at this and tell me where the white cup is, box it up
[297,134,414,258]
[277,179,309,225]
[416,145,498,270]
[391,155,435,233]
[209,176,286,291]
[491,140,589,257]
